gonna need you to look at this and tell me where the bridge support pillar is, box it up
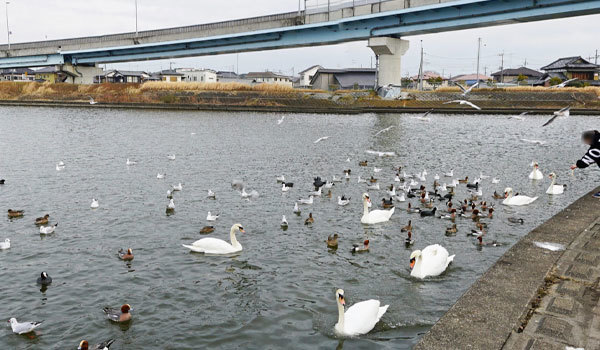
[368,37,409,87]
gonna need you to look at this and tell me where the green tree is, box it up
[517,74,527,85]
[549,77,563,86]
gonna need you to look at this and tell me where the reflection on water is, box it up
[0,106,598,349]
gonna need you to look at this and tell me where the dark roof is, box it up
[34,67,77,76]
[35,67,59,73]
[490,67,543,77]
[298,65,322,74]
[310,68,376,88]
[1,68,35,75]
[244,71,290,79]
[159,69,184,76]
[541,56,600,71]
[217,71,239,78]
[315,68,377,74]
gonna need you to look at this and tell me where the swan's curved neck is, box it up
[550,176,556,185]
[363,199,369,216]
[337,300,345,330]
[230,227,240,247]
[506,191,514,199]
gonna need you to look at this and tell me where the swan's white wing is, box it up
[183,238,237,254]
[421,244,451,277]
[454,82,467,93]
[363,207,395,224]
[344,299,384,335]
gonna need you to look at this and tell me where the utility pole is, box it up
[298,0,301,16]
[353,0,356,16]
[134,0,138,36]
[476,37,481,88]
[5,1,10,51]
[499,52,505,84]
[418,40,424,91]
[327,0,330,21]
[596,49,599,65]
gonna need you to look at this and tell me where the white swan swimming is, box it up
[90,199,99,209]
[206,212,219,221]
[529,162,543,180]
[361,194,394,224]
[334,289,389,337]
[502,188,538,206]
[56,162,65,171]
[276,175,285,183]
[546,172,565,195]
[182,224,245,254]
[167,154,176,160]
[410,244,455,279]
[173,183,183,191]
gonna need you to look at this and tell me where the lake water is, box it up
[1,106,598,349]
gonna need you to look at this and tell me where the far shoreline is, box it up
[1,99,599,115]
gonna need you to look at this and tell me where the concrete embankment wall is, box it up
[415,186,600,350]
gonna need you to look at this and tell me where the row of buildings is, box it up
[1,56,598,91]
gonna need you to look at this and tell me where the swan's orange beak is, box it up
[410,258,415,269]
[366,198,371,204]
[240,229,246,234]
[504,192,508,198]
[339,295,345,306]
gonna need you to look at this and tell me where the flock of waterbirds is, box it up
[1,106,574,344]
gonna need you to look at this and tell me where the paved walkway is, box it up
[503,217,600,349]
[415,186,600,350]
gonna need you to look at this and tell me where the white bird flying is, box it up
[443,100,481,110]
[509,111,529,120]
[542,106,570,127]
[455,81,479,96]
[549,78,577,89]
[88,96,98,105]
[374,125,395,136]
[365,150,395,157]
[277,115,285,125]
[314,136,331,144]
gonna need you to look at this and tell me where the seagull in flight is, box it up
[443,100,481,110]
[277,115,285,125]
[542,106,570,127]
[88,96,98,105]
[509,111,529,120]
[549,78,577,89]
[411,109,433,121]
[374,125,395,136]
[455,81,479,96]
[314,136,330,144]
[365,150,396,157]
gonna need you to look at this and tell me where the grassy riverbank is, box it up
[0,81,599,113]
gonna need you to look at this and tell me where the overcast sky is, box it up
[5,0,600,76]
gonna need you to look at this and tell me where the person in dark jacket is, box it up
[571,130,600,197]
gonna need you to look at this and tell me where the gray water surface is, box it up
[0,107,598,349]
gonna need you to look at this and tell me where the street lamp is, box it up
[5,1,10,51]
[134,0,138,36]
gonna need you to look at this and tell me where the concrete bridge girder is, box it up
[368,37,409,87]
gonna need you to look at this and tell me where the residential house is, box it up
[34,66,77,83]
[449,73,491,86]
[0,68,36,82]
[538,56,600,85]
[158,69,184,83]
[310,68,376,91]
[490,67,543,84]
[409,71,448,90]
[177,68,217,83]
[244,71,293,87]
[102,70,149,83]
[295,65,322,88]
